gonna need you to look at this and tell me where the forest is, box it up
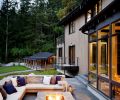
[0,0,81,63]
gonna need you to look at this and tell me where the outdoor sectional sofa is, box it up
[0,75,66,100]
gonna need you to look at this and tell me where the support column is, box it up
[45,60,47,70]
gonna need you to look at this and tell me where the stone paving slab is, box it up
[66,78,99,100]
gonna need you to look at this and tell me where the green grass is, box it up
[0,69,60,80]
[0,66,30,74]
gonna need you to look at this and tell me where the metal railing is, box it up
[56,35,64,45]
[56,57,79,66]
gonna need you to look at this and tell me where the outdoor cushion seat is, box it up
[1,75,65,100]
[26,84,63,90]
[6,86,26,100]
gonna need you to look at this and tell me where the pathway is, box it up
[0,70,33,76]
[66,78,99,100]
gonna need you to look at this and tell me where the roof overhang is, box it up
[58,0,98,26]
[80,0,120,34]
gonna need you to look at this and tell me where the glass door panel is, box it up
[89,42,97,73]
[98,27,110,79]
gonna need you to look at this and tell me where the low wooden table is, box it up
[36,92,75,100]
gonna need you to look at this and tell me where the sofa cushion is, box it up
[11,77,17,87]
[0,85,7,99]
[43,76,51,85]
[17,77,26,87]
[50,76,56,84]
[0,92,3,100]
[26,76,43,84]
[3,81,17,94]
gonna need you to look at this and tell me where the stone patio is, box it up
[66,78,99,100]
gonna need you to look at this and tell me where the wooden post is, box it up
[45,60,47,70]
[36,60,37,70]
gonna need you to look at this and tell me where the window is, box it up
[69,22,75,34]
[86,0,102,22]
[98,26,110,79]
[112,20,120,83]
[89,33,97,41]
[69,45,75,65]
[58,48,62,57]
[93,0,102,16]
[89,73,97,88]
[98,79,110,96]
[112,84,120,99]
[86,10,92,22]
[98,0,102,12]
[98,26,110,39]
[98,38,110,78]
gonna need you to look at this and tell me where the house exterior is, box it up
[79,0,120,99]
[57,0,120,99]
[56,6,88,75]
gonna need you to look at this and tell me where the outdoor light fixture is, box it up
[46,94,64,100]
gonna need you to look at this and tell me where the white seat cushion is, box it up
[0,93,3,100]
[6,86,26,100]
[26,84,63,90]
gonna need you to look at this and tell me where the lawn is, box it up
[0,66,30,74]
[0,69,60,80]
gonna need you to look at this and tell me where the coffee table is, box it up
[36,92,75,100]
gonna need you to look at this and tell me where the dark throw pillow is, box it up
[17,77,26,87]
[0,85,7,99]
[3,81,17,94]
[50,76,56,84]
[56,76,62,84]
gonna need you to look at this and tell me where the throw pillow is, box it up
[11,77,17,87]
[56,76,62,84]
[28,73,35,76]
[43,76,51,85]
[3,81,17,94]
[0,93,3,100]
[50,76,56,84]
[17,77,26,87]
[0,85,7,99]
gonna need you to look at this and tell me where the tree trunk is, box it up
[5,0,9,63]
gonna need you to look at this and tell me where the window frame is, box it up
[58,48,62,57]
[69,21,75,34]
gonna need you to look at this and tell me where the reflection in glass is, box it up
[99,80,109,96]
[87,10,92,22]
[89,42,97,73]
[112,85,120,100]
[112,35,120,83]
[98,26,110,39]
[112,20,120,35]
[89,33,97,41]
[89,73,97,88]
[98,38,109,78]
